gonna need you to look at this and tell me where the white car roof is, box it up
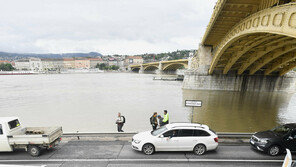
[0,117,19,123]
[166,123,209,130]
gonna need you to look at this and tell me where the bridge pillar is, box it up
[139,65,144,74]
[156,62,163,75]
[127,66,131,72]
[188,45,212,75]
[183,45,296,93]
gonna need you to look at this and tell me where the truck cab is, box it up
[0,117,21,152]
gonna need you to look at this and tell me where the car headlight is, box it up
[134,140,141,144]
[259,139,269,144]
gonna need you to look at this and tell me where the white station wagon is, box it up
[132,123,218,155]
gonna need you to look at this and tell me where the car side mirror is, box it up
[159,135,164,138]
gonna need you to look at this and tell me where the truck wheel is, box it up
[28,145,41,157]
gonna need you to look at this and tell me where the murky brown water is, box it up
[183,90,296,132]
[0,73,295,132]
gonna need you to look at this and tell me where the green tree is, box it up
[0,63,15,71]
[96,63,107,70]
[110,65,119,70]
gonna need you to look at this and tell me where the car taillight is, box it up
[214,137,218,143]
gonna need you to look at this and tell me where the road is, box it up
[0,141,290,167]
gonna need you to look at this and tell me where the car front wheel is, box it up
[194,144,206,155]
[142,143,155,155]
[268,145,281,156]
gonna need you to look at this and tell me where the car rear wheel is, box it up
[142,143,155,155]
[268,145,281,156]
[194,144,206,155]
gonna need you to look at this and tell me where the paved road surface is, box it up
[0,141,291,167]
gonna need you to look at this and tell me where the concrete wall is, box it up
[183,70,296,93]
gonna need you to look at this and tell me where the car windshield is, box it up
[271,125,291,135]
[151,126,167,136]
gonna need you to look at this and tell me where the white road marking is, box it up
[0,159,285,163]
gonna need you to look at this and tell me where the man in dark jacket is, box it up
[150,112,158,130]
[157,115,164,127]
[116,112,125,132]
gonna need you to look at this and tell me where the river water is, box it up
[0,73,295,133]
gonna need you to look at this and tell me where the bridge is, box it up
[129,59,188,73]
[198,0,296,76]
[184,0,296,92]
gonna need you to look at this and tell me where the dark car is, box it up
[250,123,296,156]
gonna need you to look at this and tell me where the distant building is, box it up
[29,58,42,71]
[0,60,11,64]
[108,60,118,66]
[14,59,30,70]
[75,58,90,69]
[89,57,103,68]
[42,59,63,71]
[124,56,143,66]
[63,58,75,69]
[117,60,125,70]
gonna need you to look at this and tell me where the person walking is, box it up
[162,110,169,125]
[150,112,158,130]
[116,112,125,132]
[157,115,164,127]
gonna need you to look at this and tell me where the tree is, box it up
[96,63,107,70]
[109,65,119,70]
[0,63,15,71]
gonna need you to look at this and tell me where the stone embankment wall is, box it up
[183,71,296,93]
[183,45,296,93]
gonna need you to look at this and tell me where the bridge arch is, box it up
[144,65,158,71]
[131,67,140,72]
[209,4,296,76]
[162,63,188,71]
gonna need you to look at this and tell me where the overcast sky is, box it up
[0,0,216,55]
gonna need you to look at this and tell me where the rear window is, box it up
[194,130,210,136]
[179,129,194,137]
[8,119,20,130]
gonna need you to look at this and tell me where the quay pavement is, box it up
[0,140,288,167]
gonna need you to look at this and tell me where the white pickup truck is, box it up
[0,117,62,157]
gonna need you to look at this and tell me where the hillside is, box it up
[0,52,102,61]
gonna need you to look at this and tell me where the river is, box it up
[0,73,295,132]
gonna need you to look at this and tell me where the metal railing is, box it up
[62,132,254,139]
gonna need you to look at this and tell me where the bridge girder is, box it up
[265,52,296,75]
[249,44,296,75]
[209,3,296,76]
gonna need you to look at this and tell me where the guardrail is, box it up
[62,132,254,139]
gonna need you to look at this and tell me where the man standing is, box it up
[157,115,164,127]
[162,110,169,125]
[116,112,125,132]
[150,112,158,130]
